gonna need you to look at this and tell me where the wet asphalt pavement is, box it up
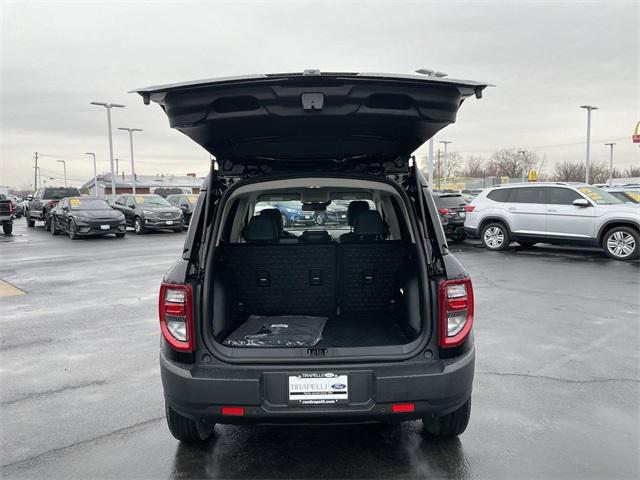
[1,221,638,479]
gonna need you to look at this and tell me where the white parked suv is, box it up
[464,182,640,260]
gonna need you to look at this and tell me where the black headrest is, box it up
[244,215,279,242]
[346,201,370,226]
[260,208,284,234]
[353,211,385,238]
[301,230,332,243]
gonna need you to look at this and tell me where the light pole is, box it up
[91,102,125,195]
[518,150,527,182]
[580,105,598,184]
[604,143,616,186]
[118,127,143,194]
[56,160,67,187]
[85,153,98,196]
[439,141,453,188]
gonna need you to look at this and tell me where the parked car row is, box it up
[464,182,640,260]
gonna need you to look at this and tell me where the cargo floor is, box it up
[316,314,411,347]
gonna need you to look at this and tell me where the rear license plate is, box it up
[288,373,348,405]
[100,225,109,230]
[166,220,173,225]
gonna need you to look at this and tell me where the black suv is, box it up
[135,71,487,443]
[26,187,81,228]
[111,194,184,234]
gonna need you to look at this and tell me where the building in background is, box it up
[81,173,204,196]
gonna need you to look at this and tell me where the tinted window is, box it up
[487,189,511,202]
[509,187,545,204]
[548,188,582,205]
[434,195,467,208]
[43,188,80,200]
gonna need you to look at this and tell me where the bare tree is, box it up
[487,149,539,178]
[625,165,640,178]
[457,155,485,177]
[553,161,585,182]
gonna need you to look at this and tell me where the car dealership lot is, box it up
[1,222,638,479]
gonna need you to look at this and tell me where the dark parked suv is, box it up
[135,71,488,443]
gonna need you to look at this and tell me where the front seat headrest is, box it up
[346,200,370,226]
[244,215,279,242]
[353,211,386,239]
[260,208,284,234]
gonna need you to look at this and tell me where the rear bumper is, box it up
[160,346,475,424]
[464,226,479,238]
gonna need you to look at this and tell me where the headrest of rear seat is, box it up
[259,208,284,234]
[346,200,370,226]
[353,211,386,238]
[244,215,279,242]
[301,230,332,243]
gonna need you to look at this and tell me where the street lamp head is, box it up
[84,152,95,155]
[56,159,65,164]
[90,101,108,107]
[91,102,125,109]
[580,105,598,111]
[604,143,616,147]
[415,68,448,78]
[110,103,125,109]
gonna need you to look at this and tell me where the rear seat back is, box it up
[220,243,337,317]
[338,241,415,314]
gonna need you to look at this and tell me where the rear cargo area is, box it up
[210,240,422,349]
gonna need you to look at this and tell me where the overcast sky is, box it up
[1,0,638,188]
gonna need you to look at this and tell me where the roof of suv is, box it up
[490,182,589,189]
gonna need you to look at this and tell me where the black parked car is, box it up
[0,194,14,234]
[111,194,184,234]
[135,70,486,443]
[26,187,81,228]
[50,197,126,239]
[434,193,470,242]
[166,194,199,226]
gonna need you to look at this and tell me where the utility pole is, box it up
[604,143,616,186]
[85,153,98,196]
[580,105,598,184]
[518,150,527,182]
[439,141,453,188]
[34,152,39,191]
[118,127,143,194]
[91,102,125,195]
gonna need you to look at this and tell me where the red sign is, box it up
[634,122,640,143]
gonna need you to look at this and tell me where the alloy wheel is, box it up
[483,226,504,249]
[606,231,636,259]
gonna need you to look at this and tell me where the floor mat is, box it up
[316,314,410,347]
[223,314,327,347]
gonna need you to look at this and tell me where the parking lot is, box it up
[1,221,638,479]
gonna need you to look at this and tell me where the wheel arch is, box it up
[597,220,640,243]
[479,216,512,235]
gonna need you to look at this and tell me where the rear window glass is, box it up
[434,195,467,207]
[487,189,511,202]
[43,188,80,200]
[508,187,545,204]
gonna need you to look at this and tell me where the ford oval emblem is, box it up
[332,383,346,390]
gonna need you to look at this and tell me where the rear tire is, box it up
[26,215,35,227]
[3,223,13,235]
[165,404,214,444]
[602,226,639,260]
[424,399,471,438]
[481,222,510,251]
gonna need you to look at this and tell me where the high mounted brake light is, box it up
[439,278,474,347]
[159,283,194,352]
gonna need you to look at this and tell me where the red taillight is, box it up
[438,208,451,215]
[159,283,194,352]
[439,278,474,348]
[391,403,415,413]
[464,205,475,213]
[221,406,245,416]
[9,203,14,214]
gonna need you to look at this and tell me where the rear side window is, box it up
[548,188,583,205]
[508,187,545,204]
[43,188,80,200]
[487,189,511,202]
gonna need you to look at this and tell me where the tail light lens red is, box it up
[159,283,194,351]
[391,403,415,413]
[439,278,474,347]
[9,203,14,214]
[464,205,475,213]
[438,208,451,215]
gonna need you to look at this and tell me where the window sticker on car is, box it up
[578,187,602,201]
[625,191,640,202]
[69,198,81,207]
[135,196,145,204]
